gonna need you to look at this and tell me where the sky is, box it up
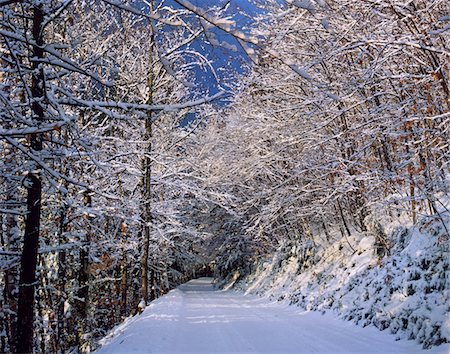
[175,0,264,90]
[161,0,266,124]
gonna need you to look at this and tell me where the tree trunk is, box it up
[2,168,19,353]
[140,20,155,306]
[140,224,150,304]
[336,200,355,252]
[120,251,128,317]
[15,172,42,353]
[57,202,68,353]
[75,191,92,350]
[150,268,157,301]
[15,5,45,352]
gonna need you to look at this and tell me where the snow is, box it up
[234,213,450,350]
[95,278,448,353]
[173,0,259,44]
[56,91,225,113]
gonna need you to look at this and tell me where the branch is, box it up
[101,0,184,26]
[56,90,226,115]
[0,29,111,86]
[0,208,26,216]
[4,137,120,200]
[0,122,66,137]
[172,0,259,45]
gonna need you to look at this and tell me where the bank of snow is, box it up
[234,213,450,350]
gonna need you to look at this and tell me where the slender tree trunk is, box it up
[120,250,128,317]
[140,21,155,306]
[3,173,19,353]
[116,180,128,318]
[55,127,70,353]
[76,191,92,350]
[140,225,150,304]
[404,123,418,225]
[336,200,355,252]
[37,256,56,353]
[321,219,330,242]
[150,268,157,301]
[0,229,6,353]
[57,202,68,353]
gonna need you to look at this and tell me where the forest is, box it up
[0,0,449,353]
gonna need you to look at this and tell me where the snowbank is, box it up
[235,214,450,349]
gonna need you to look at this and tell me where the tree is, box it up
[1,0,255,350]
[182,0,450,279]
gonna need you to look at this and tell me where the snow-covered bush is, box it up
[236,213,450,349]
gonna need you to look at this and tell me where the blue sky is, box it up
[176,0,263,90]
[157,0,266,125]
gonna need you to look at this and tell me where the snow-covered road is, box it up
[96,278,449,353]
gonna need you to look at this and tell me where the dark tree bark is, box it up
[120,222,128,317]
[15,173,42,353]
[3,173,19,353]
[75,191,92,350]
[57,203,68,353]
[15,4,45,353]
[150,268,157,301]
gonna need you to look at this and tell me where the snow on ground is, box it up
[95,277,449,353]
[235,213,450,350]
